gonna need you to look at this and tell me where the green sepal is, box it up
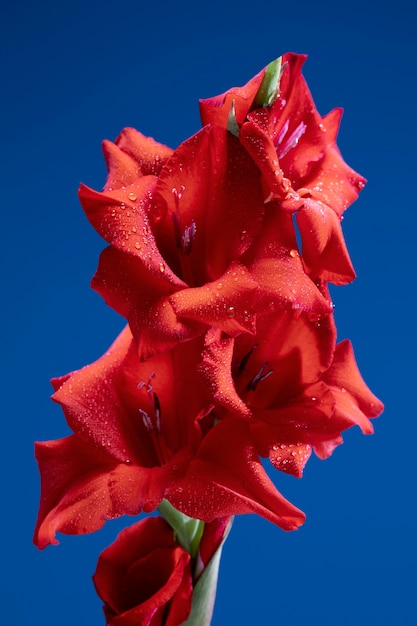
[227,99,240,137]
[253,56,284,108]
[158,499,205,559]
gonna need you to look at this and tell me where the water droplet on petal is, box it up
[128,192,137,201]
[159,263,165,273]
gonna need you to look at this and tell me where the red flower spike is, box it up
[34,326,306,548]
[93,517,193,626]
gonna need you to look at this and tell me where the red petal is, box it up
[200,330,251,418]
[268,53,325,182]
[249,257,332,317]
[51,326,147,464]
[102,140,142,190]
[238,311,336,398]
[170,261,259,337]
[34,437,151,548]
[324,340,384,432]
[91,247,199,360]
[240,119,297,202]
[168,418,305,531]
[243,205,331,316]
[93,517,192,626]
[198,517,232,569]
[100,129,172,192]
[199,68,265,127]
[152,126,265,284]
[296,197,356,284]
[249,381,336,474]
[79,178,179,288]
[299,109,366,216]
[268,442,312,478]
[116,128,173,174]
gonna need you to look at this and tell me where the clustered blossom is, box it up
[34,53,383,625]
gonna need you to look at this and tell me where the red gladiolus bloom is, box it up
[93,515,232,626]
[200,53,365,285]
[201,310,383,477]
[79,119,330,360]
[33,326,305,549]
[93,516,193,626]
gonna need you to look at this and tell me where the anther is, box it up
[275,118,289,147]
[181,220,197,255]
[277,121,307,159]
[237,344,258,373]
[153,393,161,432]
[246,362,273,391]
[139,409,154,432]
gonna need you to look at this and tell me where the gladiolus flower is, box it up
[200,53,365,285]
[33,326,305,549]
[93,516,193,626]
[201,309,383,477]
[79,84,333,360]
[93,515,232,626]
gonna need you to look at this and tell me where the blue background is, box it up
[1,0,415,624]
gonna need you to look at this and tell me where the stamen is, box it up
[237,344,258,373]
[153,392,161,432]
[277,121,307,159]
[181,220,197,255]
[275,118,289,147]
[139,408,154,432]
[246,362,273,391]
[138,373,162,432]
[171,186,195,255]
